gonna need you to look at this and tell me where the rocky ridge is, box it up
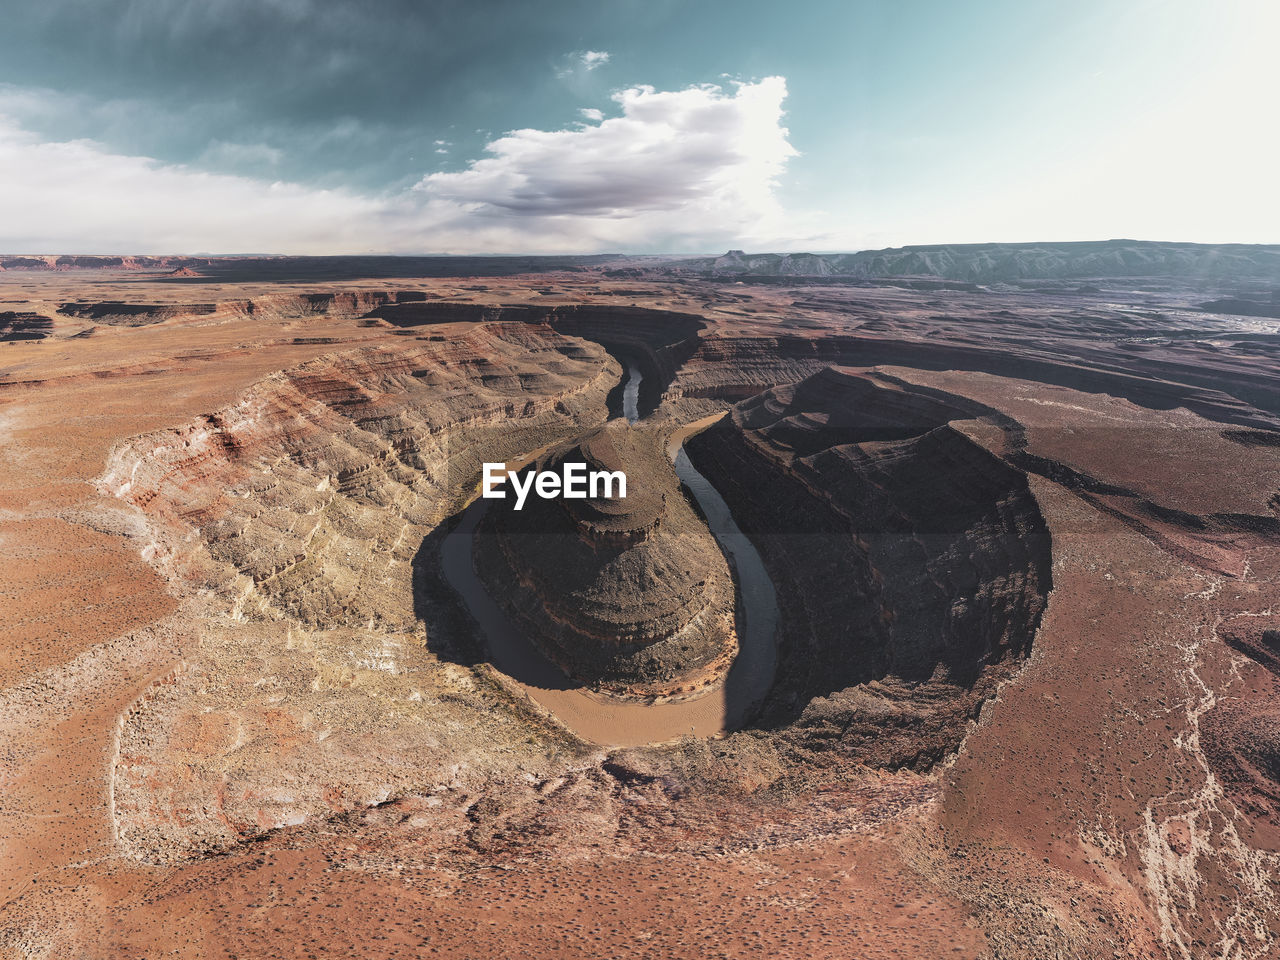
[475,419,738,698]
[639,240,1280,283]
[686,366,1054,768]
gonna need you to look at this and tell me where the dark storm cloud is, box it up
[0,0,822,253]
[0,0,620,189]
[12,0,556,113]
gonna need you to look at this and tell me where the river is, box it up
[440,363,777,746]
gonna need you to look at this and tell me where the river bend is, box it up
[441,364,777,746]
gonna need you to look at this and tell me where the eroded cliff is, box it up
[687,366,1053,768]
[475,420,737,698]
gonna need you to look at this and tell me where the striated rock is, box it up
[0,311,52,340]
[687,366,1053,768]
[476,419,737,698]
[370,301,705,411]
[84,320,621,861]
[671,327,1280,430]
[57,301,220,325]
[99,321,617,629]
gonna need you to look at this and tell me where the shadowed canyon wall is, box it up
[687,366,1053,769]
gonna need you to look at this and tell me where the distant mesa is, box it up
[613,239,1280,284]
[1198,296,1280,319]
[0,253,620,282]
[6,240,1280,285]
[0,311,52,341]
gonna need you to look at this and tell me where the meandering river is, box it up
[441,363,777,746]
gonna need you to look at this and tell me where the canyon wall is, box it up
[474,421,738,698]
[687,366,1053,769]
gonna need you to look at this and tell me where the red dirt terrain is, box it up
[2,257,1278,959]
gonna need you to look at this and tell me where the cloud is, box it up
[418,77,799,249]
[0,115,401,253]
[579,108,604,123]
[556,49,611,79]
[0,77,804,254]
[198,139,284,171]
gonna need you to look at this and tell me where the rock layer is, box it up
[687,365,1053,768]
[476,419,737,698]
[99,321,617,631]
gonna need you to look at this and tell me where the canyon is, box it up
[1,248,1279,959]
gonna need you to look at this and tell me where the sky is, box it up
[0,0,1277,254]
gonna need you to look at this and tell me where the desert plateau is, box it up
[0,241,1277,958]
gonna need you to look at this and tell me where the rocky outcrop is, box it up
[53,290,431,328]
[686,366,1053,769]
[671,331,1280,429]
[0,254,615,279]
[99,322,617,630]
[0,311,52,340]
[57,301,220,325]
[370,301,705,411]
[475,420,737,698]
[1200,297,1280,319]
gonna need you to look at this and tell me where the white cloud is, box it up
[417,77,800,250]
[556,49,611,79]
[0,115,405,253]
[579,107,604,123]
[0,77,804,254]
